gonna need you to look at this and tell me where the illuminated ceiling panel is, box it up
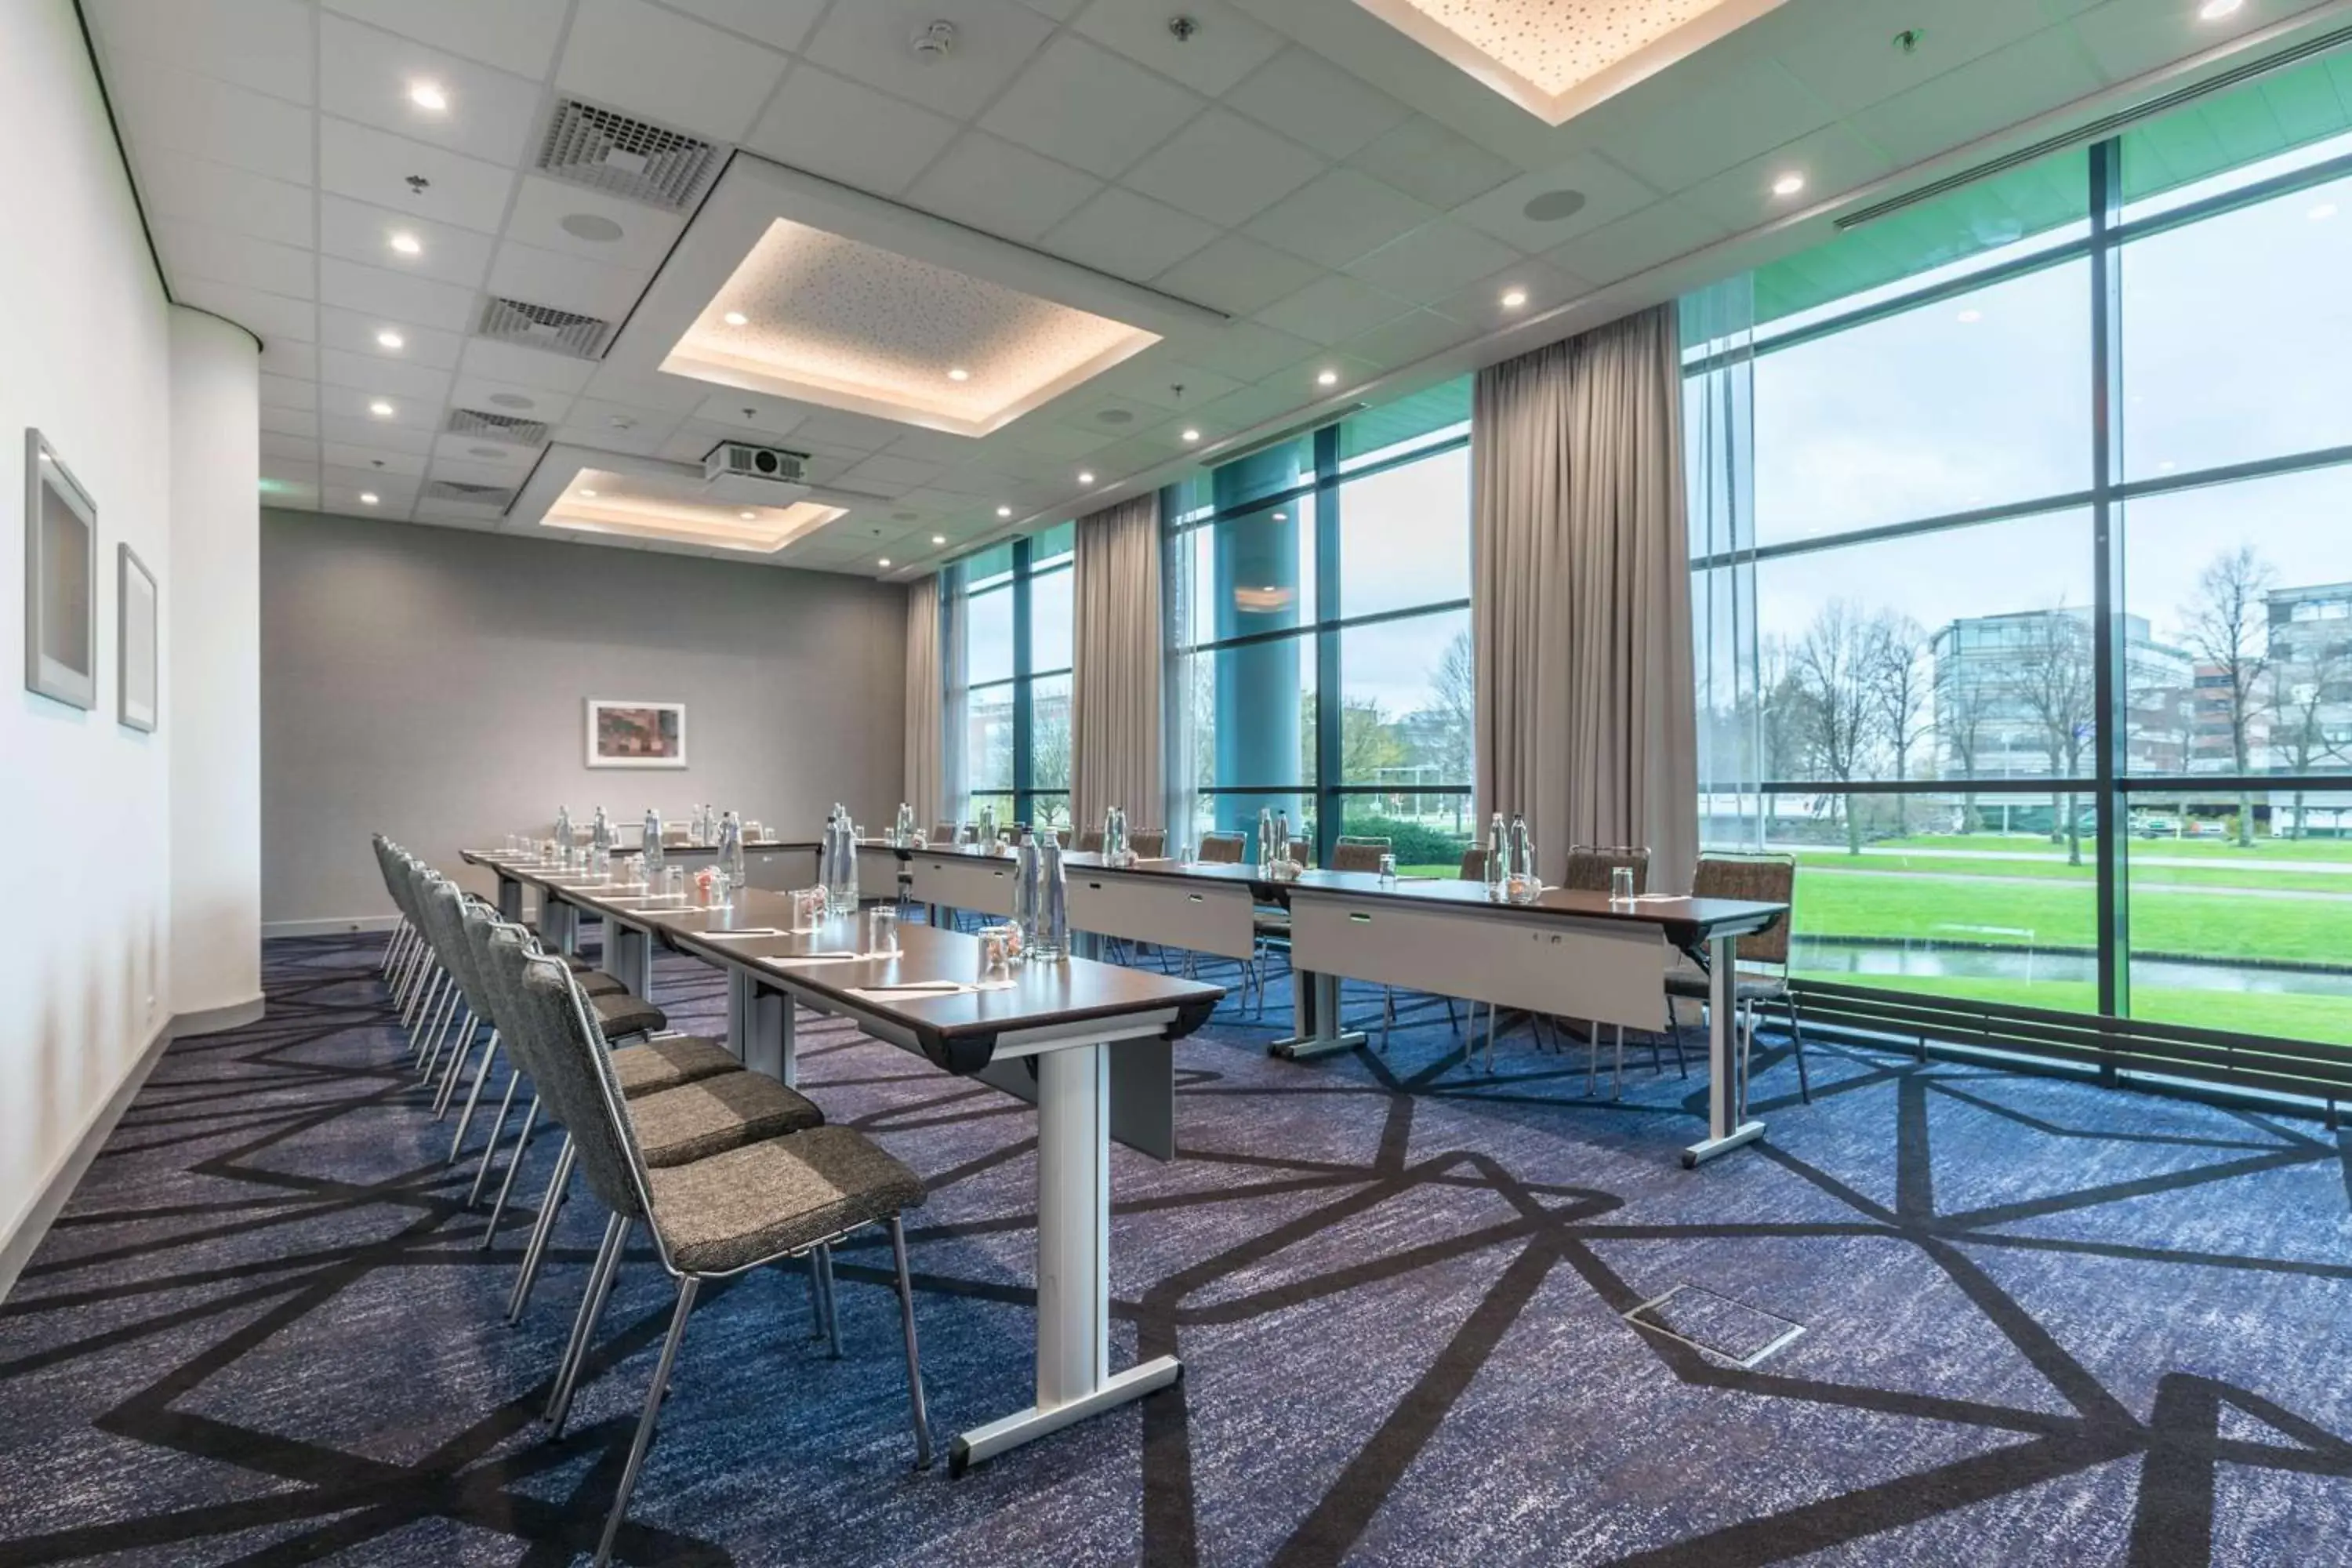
[1351,0,1789,125]
[661,219,1162,438]
[542,468,844,554]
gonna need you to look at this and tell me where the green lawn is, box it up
[1867,830,2352,862]
[1794,969,2352,1046]
[1791,847,2352,895]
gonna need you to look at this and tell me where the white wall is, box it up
[0,2,179,1258]
[261,510,908,931]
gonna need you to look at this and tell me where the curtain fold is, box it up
[902,574,945,827]
[940,562,968,829]
[1071,492,1164,833]
[1472,303,1699,892]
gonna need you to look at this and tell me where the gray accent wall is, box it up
[260,510,906,931]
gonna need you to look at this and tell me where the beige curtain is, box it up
[1472,303,1698,893]
[902,575,946,827]
[1071,493,1163,832]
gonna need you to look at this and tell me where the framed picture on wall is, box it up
[118,544,158,733]
[586,698,687,768]
[24,428,97,711]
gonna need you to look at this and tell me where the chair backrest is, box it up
[1076,829,1105,854]
[1197,831,1247,864]
[927,822,956,845]
[492,933,652,1224]
[1329,837,1389,873]
[1131,828,1167,858]
[1457,844,1488,881]
[420,878,494,1015]
[1286,836,1312,866]
[1691,853,1797,967]
[1561,844,1650,895]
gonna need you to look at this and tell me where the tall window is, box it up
[959,523,1073,832]
[1167,382,1474,872]
[1688,50,2352,1051]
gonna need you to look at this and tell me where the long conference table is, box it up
[477,837,818,925]
[459,849,1222,1474]
[864,842,1788,1169]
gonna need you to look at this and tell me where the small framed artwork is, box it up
[586,698,687,768]
[24,429,97,710]
[118,543,158,733]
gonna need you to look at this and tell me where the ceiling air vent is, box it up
[423,479,514,508]
[537,97,722,212]
[448,407,550,445]
[476,296,615,360]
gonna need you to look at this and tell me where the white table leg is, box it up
[497,873,524,922]
[729,970,796,1086]
[949,1040,1179,1473]
[1683,931,1766,1167]
[609,922,653,998]
[1270,966,1366,1062]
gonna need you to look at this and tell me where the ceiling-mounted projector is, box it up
[702,441,811,506]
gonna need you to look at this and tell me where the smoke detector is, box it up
[911,20,956,60]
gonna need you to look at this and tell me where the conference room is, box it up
[6,0,2350,1562]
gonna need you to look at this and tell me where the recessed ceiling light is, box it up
[722,310,748,327]
[2158,460,2177,472]
[1077,470,1095,485]
[1272,511,1287,522]
[376,328,404,350]
[359,492,379,505]
[2197,0,2243,17]
[739,511,757,521]
[1956,308,1983,324]
[996,505,1013,518]
[578,488,597,499]
[1181,427,1201,442]
[407,81,448,112]
[2311,202,2339,221]
[878,557,891,568]
[1316,368,1338,387]
[931,534,946,546]
[947,367,971,382]
[1500,287,1528,308]
[368,400,394,416]
[1771,172,1806,197]
[388,230,422,256]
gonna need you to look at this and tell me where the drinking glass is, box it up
[791,887,827,930]
[744,820,763,842]
[979,930,1012,982]
[1610,866,1636,905]
[869,906,900,955]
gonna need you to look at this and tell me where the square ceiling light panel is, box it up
[663,218,1165,438]
[1352,0,1790,126]
[543,467,845,554]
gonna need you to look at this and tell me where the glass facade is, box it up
[1687,53,2352,1048]
[956,523,1073,833]
[1165,383,1475,871]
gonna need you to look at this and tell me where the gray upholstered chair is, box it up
[1131,827,1167,858]
[1076,828,1106,852]
[498,944,932,1566]
[1328,837,1388,873]
[1558,844,1668,1093]
[1196,831,1247,863]
[1664,853,1809,1105]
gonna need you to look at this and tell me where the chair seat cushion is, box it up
[610,1034,739,1098]
[648,1127,924,1276]
[571,968,628,996]
[1664,967,1790,1004]
[628,1072,824,1167]
[591,989,667,1040]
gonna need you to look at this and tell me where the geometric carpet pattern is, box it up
[2,932,2349,1566]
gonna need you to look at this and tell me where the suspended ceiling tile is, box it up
[459,336,600,394]
[503,176,687,274]
[318,194,495,288]
[659,0,832,53]
[260,372,319,410]
[1677,119,1895,231]
[321,381,440,430]
[997,419,1122,459]
[688,393,810,441]
[320,416,434,454]
[1072,0,1287,95]
[318,256,479,332]
[906,135,1104,245]
[134,148,314,249]
[318,307,463,369]
[1449,151,1661,252]
[743,65,961,198]
[1345,112,1520,210]
[1345,216,1524,299]
[1243,167,1440,269]
[107,57,314,184]
[449,375,578,427]
[1848,29,2107,168]
[1096,357,1246,411]
[1122,108,1328,227]
[183,278,318,344]
[1330,306,1472,370]
[318,347,452,403]
[155,220,316,299]
[1043,188,1221,284]
[1581,56,1838,192]
[1427,253,1592,326]
[316,13,545,165]
[880,430,986,465]
[1225,46,1416,162]
[488,240,652,321]
[88,0,315,104]
[1254,271,1414,345]
[433,434,539,471]
[556,0,790,143]
[1775,0,2060,116]
[260,405,319,440]
[1151,233,1325,316]
[802,0,1058,122]
[323,441,426,476]
[978,33,1207,180]
[1544,196,1732,285]
[318,116,517,233]
[582,367,713,414]
[322,0,572,80]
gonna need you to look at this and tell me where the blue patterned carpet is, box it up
[2,930,2348,1566]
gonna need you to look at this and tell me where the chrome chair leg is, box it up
[446,1033,500,1158]
[507,1136,575,1323]
[466,1070,521,1207]
[889,1216,933,1468]
[403,964,443,1033]
[481,1098,541,1247]
[593,1276,699,1568]
[815,1243,842,1359]
[1788,1000,1813,1104]
[434,1015,487,1119]
[548,1211,630,1433]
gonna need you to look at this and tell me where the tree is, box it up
[2180,545,2276,846]
[2269,644,2349,838]
[1866,612,1932,837]
[1786,601,1885,854]
[1936,673,1994,835]
[2005,606,2095,866]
